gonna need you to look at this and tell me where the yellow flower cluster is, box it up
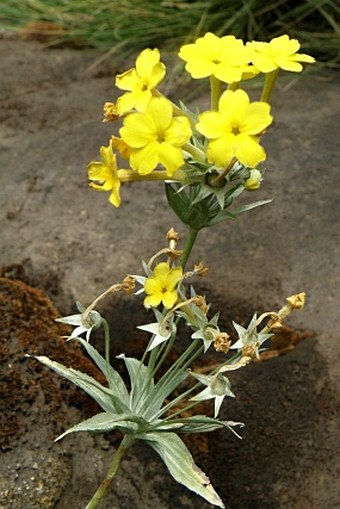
[88,33,314,207]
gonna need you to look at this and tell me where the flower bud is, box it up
[244,169,262,191]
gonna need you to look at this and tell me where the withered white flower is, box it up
[190,371,235,418]
[56,302,103,342]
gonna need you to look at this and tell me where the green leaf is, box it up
[230,198,273,216]
[140,432,225,507]
[76,338,129,403]
[117,354,154,413]
[55,412,140,441]
[149,415,243,436]
[33,355,129,414]
[143,369,187,420]
[165,183,190,224]
[207,209,236,226]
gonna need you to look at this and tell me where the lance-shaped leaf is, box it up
[208,198,272,226]
[56,412,145,441]
[33,355,129,414]
[117,355,154,413]
[143,368,187,420]
[76,337,129,403]
[148,415,243,437]
[140,432,225,508]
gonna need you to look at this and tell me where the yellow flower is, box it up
[144,262,183,309]
[178,32,253,84]
[115,48,166,114]
[87,142,121,207]
[119,97,192,176]
[247,34,315,73]
[196,89,273,168]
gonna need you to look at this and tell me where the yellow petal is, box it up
[153,262,171,278]
[87,161,108,181]
[116,90,152,114]
[146,97,173,132]
[144,293,162,309]
[120,113,155,147]
[165,266,183,289]
[207,135,235,168]
[270,35,300,56]
[109,181,121,207]
[164,116,192,146]
[234,134,266,167]
[144,277,162,295]
[179,33,222,78]
[218,89,249,118]
[251,52,277,73]
[239,102,272,135]
[129,143,159,175]
[115,68,139,92]
[162,290,178,309]
[158,143,184,176]
[293,53,315,63]
[100,144,115,169]
[135,48,166,87]
[196,111,228,139]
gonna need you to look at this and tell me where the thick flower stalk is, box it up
[144,262,183,309]
[196,89,273,168]
[119,96,192,176]
[115,48,166,114]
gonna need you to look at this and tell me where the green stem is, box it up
[151,332,176,378]
[182,143,206,164]
[260,69,279,103]
[210,75,222,110]
[85,434,135,509]
[102,318,111,368]
[152,381,201,420]
[180,227,199,269]
[227,81,239,91]
[152,341,203,409]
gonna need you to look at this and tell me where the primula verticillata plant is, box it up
[32,33,314,508]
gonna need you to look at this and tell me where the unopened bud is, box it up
[244,169,262,191]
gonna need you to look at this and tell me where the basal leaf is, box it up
[76,338,129,403]
[117,354,154,413]
[140,432,225,507]
[55,412,139,441]
[33,355,127,414]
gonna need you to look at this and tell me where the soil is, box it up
[0,32,340,509]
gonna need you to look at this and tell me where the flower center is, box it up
[231,123,241,136]
[156,129,165,143]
